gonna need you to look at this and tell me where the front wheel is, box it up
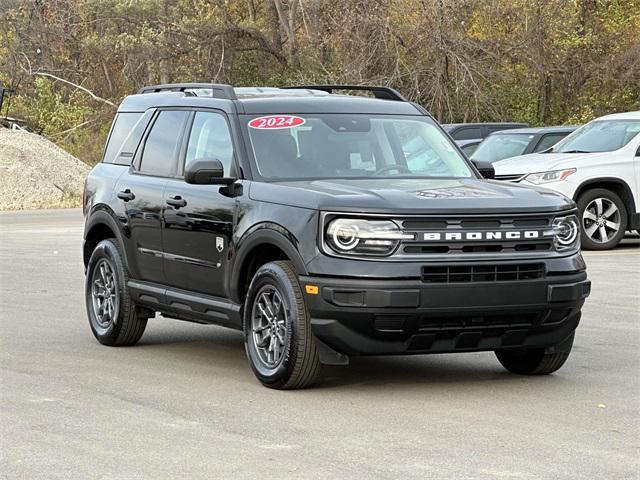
[243,261,321,389]
[577,188,627,250]
[495,334,574,375]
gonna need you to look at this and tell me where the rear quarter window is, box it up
[102,112,152,165]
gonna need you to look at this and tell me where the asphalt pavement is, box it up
[1,208,638,480]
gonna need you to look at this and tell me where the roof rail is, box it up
[137,83,237,100]
[282,84,408,102]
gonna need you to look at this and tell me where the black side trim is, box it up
[128,280,242,329]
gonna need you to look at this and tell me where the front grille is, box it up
[396,213,556,257]
[495,174,525,182]
[421,263,545,283]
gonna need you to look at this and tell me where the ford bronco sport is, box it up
[83,83,591,389]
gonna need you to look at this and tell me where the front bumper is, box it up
[301,271,590,356]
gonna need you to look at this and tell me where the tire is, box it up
[85,239,148,346]
[495,334,574,375]
[243,260,321,389]
[577,188,627,250]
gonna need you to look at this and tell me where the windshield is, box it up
[471,133,533,162]
[552,120,640,153]
[245,114,474,180]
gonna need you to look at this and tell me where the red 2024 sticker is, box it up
[248,115,305,130]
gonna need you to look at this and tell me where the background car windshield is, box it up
[471,133,533,162]
[246,115,474,179]
[552,120,640,153]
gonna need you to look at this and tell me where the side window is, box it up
[102,112,142,164]
[185,112,234,173]
[139,110,188,176]
[453,127,482,140]
[113,110,153,165]
[487,126,508,134]
[534,134,567,152]
[461,142,479,156]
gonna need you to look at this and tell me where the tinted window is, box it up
[533,133,568,152]
[102,112,142,164]
[247,114,473,179]
[112,111,153,165]
[452,127,481,140]
[139,111,188,176]
[185,112,234,173]
[461,142,479,156]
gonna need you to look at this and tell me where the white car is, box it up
[493,111,640,250]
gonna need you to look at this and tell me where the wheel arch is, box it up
[230,225,308,304]
[83,209,127,269]
[573,177,636,224]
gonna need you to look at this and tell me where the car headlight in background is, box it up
[545,215,580,250]
[525,168,576,185]
[325,218,414,256]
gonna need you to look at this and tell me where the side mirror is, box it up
[472,160,495,180]
[184,158,235,185]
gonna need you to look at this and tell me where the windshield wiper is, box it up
[561,149,591,154]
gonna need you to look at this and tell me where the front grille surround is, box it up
[320,210,577,261]
[495,174,525,182]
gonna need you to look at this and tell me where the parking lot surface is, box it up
[1,208,638,479]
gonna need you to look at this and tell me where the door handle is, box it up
[117,189,135,202]
[166,195,187,208]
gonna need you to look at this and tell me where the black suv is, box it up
[83,83,591,389]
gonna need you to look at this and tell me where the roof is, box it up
[487,126,579,135]
[118,86,423,116]
[596,111,640,121]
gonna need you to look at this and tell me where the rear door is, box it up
[162,110,237,297]
[115,109,189,282]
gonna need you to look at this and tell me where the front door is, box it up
[162,110,237,297]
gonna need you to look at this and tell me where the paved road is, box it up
[1,209,638,480]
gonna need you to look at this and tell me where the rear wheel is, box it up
[243,260,321,389]
[85,239,148,346]
[495,334,574,375]
[577,188,627,250]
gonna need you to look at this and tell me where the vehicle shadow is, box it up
[134,323,528,390]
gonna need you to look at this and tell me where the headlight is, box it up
[525,168,576,185]
[544,215,580,250]
[325,218,413,256]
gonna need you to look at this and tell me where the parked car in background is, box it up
[493,112,640,250]
[443,122,528,141]
[471,126,578,163]
[456,138,482,156]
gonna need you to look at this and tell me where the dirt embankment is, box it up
[0,128,90,210]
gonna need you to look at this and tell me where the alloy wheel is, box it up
[582,197,621,244]
[251,285,288,367]
[91,259,119,328]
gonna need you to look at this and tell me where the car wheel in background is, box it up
[577,188,627,250]
[243,260,321,389]
[85,239,148,346]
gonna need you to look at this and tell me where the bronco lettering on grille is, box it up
[422,230,542,241]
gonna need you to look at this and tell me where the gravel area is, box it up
[0,128,90,210]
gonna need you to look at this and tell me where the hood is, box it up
[494,151,613,175]
[249,177,574,214]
